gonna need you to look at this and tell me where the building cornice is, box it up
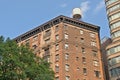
[14,15,100,42]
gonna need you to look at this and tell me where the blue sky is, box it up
[0,0,110,39]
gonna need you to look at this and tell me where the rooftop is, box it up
[14,15,100,42]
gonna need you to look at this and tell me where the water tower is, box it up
[72,8,82,20]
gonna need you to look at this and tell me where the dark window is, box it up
[45,38,50,44]
[82,47,85,53]
[82,57,86,63]
[94,71,100,78]
[76,57,79,61]
[80,38,84,43]
[56,44,59,50]
[83,68,87,75]
[55,54,59,61]
[32,45,37,49]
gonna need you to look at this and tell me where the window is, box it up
[80,38,84,43]
[80,30,83,34]
[93,60,99,66]
[65,76,70,80]
[44,48,50,54]
[44,29,51,37]
[91,41,96,46]
[65,44,69,49]
[44,56,50,63]
[43,48,50,62]
[90,33,95,38]
[83,68,87,75]
[111,31,120,39]
[64,25,68,30]
[46,29,51,34]
[56,34,59,40]
[110,21,120,29]
[76,57,79,61]
[65,64,69,71]
[65,34,68,39]
[109,12,120,21]
[82,57,86,63]
[56,44,59,50]
[45,38,50,44]
[55,25,59,32]
[56,54,59,61]
[92,50,97,57]
[81,47,85,53]
[106,0,118,6]
[94,71,100,78]
[33,35,38,41]
[65,53,69,60]
[47,57,50,63]
[107,4,120,14]
[76,45,78,50]
[32,44,37,49]
[110,67,120,77]
[107,45,120,56]
[108,56,120,66]
[55,65,59,73]
[77,67,80,71]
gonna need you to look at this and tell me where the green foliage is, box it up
[0,36,54,80]
[0,36,4,43]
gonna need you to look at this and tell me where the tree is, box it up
[0,36,54,80]
[0,36,4,43]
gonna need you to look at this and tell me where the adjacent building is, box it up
[104,0,120,80]
[14,14,105,80]
[101,37,112,80]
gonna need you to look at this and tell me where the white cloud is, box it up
[94,0,105,13]
[60,3,67,8]
[80,1,90,17]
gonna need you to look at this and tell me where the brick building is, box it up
[14,15,105,80]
